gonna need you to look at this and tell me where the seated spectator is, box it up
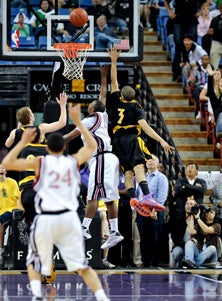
[12,12,30,38]
[86,0,112,25]
[30,0,55,42]
[187,54,210,118]
[0,164,20,268]
[206,64,222,140]
[199,68,222,125]
[210,173,222,224]
[114,0,130,35]
[180,33,207,91]
[197,2,212,46]
[94,14,118,50]
[171,196,197,267]
[182,205,221,268]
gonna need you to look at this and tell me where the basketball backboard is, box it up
[0,0,143,62]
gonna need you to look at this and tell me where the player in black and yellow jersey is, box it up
[107,46,174,214]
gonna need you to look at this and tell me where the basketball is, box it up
[69,7,88,27]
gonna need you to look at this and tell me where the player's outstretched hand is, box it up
[107,45,121,61]
[160,140,175,154]
[56,91,68,106]
[100,64,110,77]
[68,103,81,126]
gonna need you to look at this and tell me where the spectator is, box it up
[164,0,201,82]
[182,205,221,268]
[171,196,197,267]
[0,164,20,268]
[197,2,212,46]
[30,0,55,43]
[187,54,210,118]
[210,173,222,223]
[86,0,112,25]
[114,0,130,35]
[180,33,207,91]
[12,12,31,38]
[136,154,169,267]
[174,161,207,221]
[94,14,118,50]
[209,2,222,69]
[206,64,222,139]
[199,68,222,125]
[140,0,151,29]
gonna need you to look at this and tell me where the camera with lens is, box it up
[190,204,211,217]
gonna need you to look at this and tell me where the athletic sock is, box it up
[82,217,92,229]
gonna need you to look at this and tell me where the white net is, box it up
[61,49,88,80]
[54,43,91,80]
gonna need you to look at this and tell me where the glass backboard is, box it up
[0,0,143,62]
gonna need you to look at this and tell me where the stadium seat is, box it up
[19,36,36,48]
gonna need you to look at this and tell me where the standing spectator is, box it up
[12,12,30,38]
[197,2,212,46]
[2,105,110,301]
[94,14,118,50]
[140,0,151,29]
[171,196,197,267]
[182,205,221,268]
[0,164,20,268]
[107,46,174,214]
[30,0,55,43]
[164,0,201,82]
[206,64,222,139]
[136,154,169,267]
[114,0,130,35]
[209,2,222,69]
[174,162,207,220]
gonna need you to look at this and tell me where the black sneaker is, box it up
[182,259,196,269]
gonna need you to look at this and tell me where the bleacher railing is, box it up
[135,62,184,181]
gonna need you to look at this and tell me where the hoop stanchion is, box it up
[53,43,92,80]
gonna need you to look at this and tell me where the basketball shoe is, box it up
[101,231,124,249]
[82,226,92,239]
[141,194,166,211]
[130,198,152,217]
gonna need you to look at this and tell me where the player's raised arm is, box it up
[107,46,121,93]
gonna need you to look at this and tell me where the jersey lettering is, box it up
[48,170,72,188]
[117,108,125,124]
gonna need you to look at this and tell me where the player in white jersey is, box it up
[2,104,110,301]
[64,100,123,249]
[64,66,124,250]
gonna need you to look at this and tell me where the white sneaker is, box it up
[102,258,116,269]
[196,111,200,119]
[101,232,124,249]
[82,226,92,240]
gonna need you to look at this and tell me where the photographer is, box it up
[171,196,196,267]
[182,205,221,268]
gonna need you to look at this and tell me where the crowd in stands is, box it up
[10,0,131,50]
[1,0,222,273]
